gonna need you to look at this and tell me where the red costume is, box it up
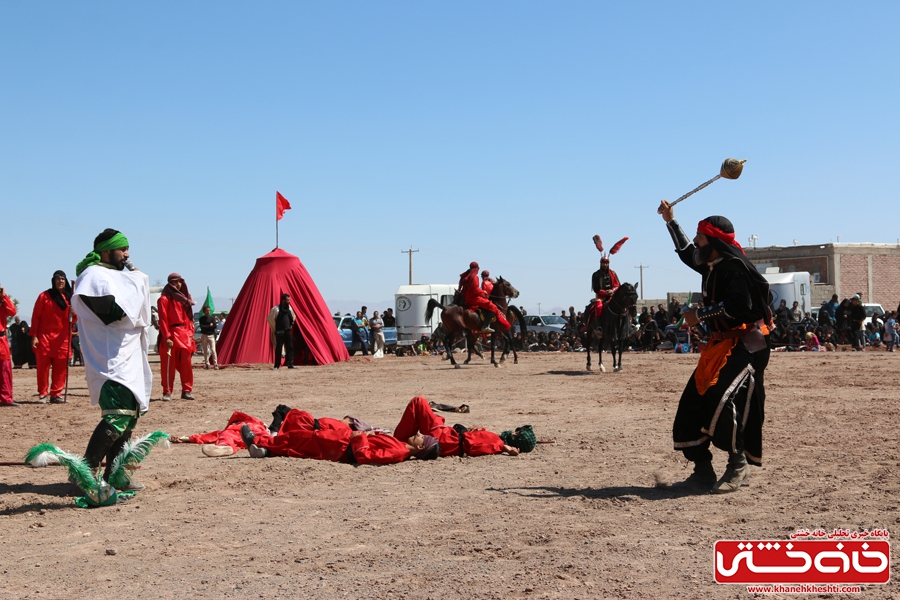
[246,409,411,464]
[0,294,16,405]
[31,290,76,398]
[481,270,494,296]
[393,396,506,458]
[157,274,195,395]
[459,263,510,331]
[590,264,621,320]
[189,411,272,452]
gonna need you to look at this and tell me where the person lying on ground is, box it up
[392,396,535,458]
[240,408,439,465]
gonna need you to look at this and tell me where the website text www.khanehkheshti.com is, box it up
[746,584,862,594]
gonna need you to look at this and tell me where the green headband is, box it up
[94,233,129,253]
[76,233,130,276]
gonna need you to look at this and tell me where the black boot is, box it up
[84,421,120,472]
[241,424,267,458]
[674,460,717,490]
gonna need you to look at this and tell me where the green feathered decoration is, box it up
[25,443,99,492]
[107,431,170,490]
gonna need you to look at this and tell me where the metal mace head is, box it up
[719,158,745,180]
[657,158,747,213]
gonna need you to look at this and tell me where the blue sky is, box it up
[2,2,898,321]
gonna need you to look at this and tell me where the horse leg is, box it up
[490,332,499,367]
[445,321,460,369]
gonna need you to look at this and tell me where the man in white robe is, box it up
[73,228,152,491]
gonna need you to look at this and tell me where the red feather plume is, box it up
[609,236,629,255]
[592,234,603,253]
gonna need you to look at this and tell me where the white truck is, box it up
[394,284,457,347]
[758,269,812,315]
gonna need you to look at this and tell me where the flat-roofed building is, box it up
[745,243,900,309]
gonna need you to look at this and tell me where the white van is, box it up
[394,284,457,346]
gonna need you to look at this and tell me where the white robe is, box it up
[73,265,152,411]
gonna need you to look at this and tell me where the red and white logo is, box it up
[714,540,890,585]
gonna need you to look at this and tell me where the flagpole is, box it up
[275,192,279,249]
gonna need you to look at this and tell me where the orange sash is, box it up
[693,337,737,395]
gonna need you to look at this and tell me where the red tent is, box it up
[216,248,349,366]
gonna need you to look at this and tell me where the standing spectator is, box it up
[360,306,371,352]
[370,310,386,358]
[382,308,396,327]
[267,293,296,369]
[350,311,369,356]
[31,270,76,403]
[8,316,22,367]
[157,273,196,400]
[835,298,852,344]
[0,285,18,406]
[654,303,669,329]
[848,295,866,351]
[789,301,802,323]
[70,321,82,366]
[884,310,898,352]
[824,294,839,322]
[198,305,218,370]
[10,318,35,368]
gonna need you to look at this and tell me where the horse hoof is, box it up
[614,366,622,372]
[454,364,462,369]
[586,365,592,371]
[600,365,607,373]
[493,362,499,368]
[513,359,518,364]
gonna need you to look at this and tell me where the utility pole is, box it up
[634,264,648,300]
[400,247,419,285]
[537,302,542,315]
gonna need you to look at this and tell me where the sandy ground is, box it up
[1,348,898,600]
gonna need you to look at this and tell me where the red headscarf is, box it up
[697,219,745,255]
[162,272,195,311]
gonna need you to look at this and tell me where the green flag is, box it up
[202,287,215,313]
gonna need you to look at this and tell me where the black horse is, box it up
[581,282,638,372]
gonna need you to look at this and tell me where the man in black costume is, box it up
[659,200,771,493]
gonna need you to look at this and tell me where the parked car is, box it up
[514,314,569,335]
[333,315,398,355]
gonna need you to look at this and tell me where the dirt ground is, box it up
[1,348,898,600]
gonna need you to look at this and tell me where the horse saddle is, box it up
[477,309,495,324]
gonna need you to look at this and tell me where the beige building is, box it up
[745,243,900,310]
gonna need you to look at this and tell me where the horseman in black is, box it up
[659,200,771,494]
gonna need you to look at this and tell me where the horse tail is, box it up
[425,298,444,322]
[508,305,526,337]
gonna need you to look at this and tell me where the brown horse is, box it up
[425,277,521,369]
[581,282,638,372]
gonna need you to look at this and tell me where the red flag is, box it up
[276,191,292,221]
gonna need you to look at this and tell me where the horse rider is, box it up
[481,270,494,296]
[586,235,627,323]
[458,262,510,334]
